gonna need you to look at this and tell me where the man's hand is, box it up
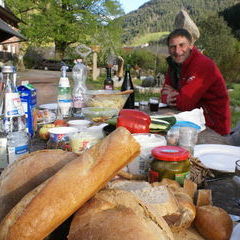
[162,85,179,106]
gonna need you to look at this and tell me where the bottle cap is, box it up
[59,77,70,87]
[21,81,29,85]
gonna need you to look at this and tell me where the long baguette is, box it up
[0,127,140,240]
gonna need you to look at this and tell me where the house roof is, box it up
[0,18,26,42]
[0,5,21,27]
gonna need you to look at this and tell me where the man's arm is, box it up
[175,62,219,111]
[161,72,180,106]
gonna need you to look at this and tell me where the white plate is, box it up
[159,102,167,108]
[134,102,167,108]
[39,103,58,110]
[230,223,240,240]
[194,144,240,172]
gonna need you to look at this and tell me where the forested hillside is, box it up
[121,0,239,43]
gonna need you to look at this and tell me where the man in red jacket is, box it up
[161,28,231,135]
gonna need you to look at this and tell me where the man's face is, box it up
[168,36,193,64]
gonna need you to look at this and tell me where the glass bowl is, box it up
[82,107,119,122]
[83,90,130,111]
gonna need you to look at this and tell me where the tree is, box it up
[220,3,240,39]
[5,0,124,59]
[196,14,240,82]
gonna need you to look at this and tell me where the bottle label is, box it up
[5,93,24,117]
[73,96,85,108]
[8,144,29,165]
[175,171,190,185]
[58,99,72,103]
[0,137,8,168]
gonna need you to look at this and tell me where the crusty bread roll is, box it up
[152,178,181,191]
[173,227,205,240]
[196,189,212,206]
[0,127,140,240]
[0,149,78,221]
[68,189,174,240]
[108,179,179,216]
[165,191,196,232]
[183,179,197,200]
[194,205,233,240]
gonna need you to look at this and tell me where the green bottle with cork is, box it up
[121,64,135,109]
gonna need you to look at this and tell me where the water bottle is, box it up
[72,59,87,117]
[0,66,30,165]
[57,66,72,119]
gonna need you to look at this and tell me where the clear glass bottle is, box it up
[57,66,72,119]
[121,64,134,109]
[0,66,30,165]
[104,66,114,90]
[72,60,87,117]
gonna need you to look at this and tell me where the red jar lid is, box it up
[151,146,190,162]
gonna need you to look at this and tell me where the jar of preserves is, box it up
[149,146,190,185]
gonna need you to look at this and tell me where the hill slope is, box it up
[121,0,239,43]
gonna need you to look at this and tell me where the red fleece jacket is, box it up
[161,47,231,135]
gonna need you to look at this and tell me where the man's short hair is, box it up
[167,28,192,46]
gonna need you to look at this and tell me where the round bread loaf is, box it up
[68,189,174,240]
[0,149,78,221]
[194,205,233,240]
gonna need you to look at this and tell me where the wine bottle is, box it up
[104,66,114,90]
[121,64,135,109]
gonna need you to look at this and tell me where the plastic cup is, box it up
[149,97,159,112]
[233,160,240,206]
[178,127,198,154]
[139,101,148,111]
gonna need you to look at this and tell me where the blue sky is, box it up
[119,0,149,14]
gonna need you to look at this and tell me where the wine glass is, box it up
[233,160,240,206]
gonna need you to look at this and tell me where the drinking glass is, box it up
[139,101,148,111]
[233,160,240,206]
[149,97,159,112]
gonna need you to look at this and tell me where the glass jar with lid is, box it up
[149,146,190,185]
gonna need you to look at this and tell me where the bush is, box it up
[197,14,240,83]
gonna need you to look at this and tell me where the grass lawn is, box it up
[128,32,169,47]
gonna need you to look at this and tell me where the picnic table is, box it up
[30,106,238,216]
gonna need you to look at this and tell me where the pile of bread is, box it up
[0,127,233,240]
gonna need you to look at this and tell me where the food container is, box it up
[47,127,78,150]
[87,123,107,139]
[82,107,118,122]
[149,146,190,185]
[67,120,91,131]
[83,90,130,111]
[70,131,100,154]
[125,133,166,176]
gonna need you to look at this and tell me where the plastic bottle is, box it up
[0,66,30,165]
[57,66,72,119]
[104,66,114,90]
[72,59,87,117]
[121,64,135,109]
